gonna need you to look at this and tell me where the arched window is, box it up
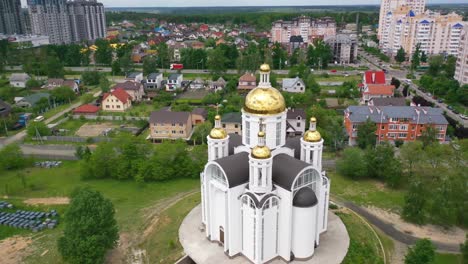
[208,164,227,186]
[292,168,321,195]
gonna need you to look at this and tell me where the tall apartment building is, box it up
[380,6,463,57]
[378,0,426,40]
[271,16,336,44]
[0,0,24,34]
[325,34,358,64]
[28,0,72,44]
[68,0,106,42]
[454,23,468,85]
[28,0,106,44]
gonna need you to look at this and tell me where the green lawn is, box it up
[329,171,406,212]
[0,161,200,263]
[434,253,462,264]
[338,211,385,264]
[315,75,361,83]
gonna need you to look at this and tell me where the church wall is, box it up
[242,201,256,261]
[261,206,279,262]
[275,185,293,261]
[208,181,228,244]
[241,111,287,150]
[228,184,245,256]
[291,205,317,259]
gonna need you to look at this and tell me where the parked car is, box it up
[33,116,44,122]
[459,114,468,120]
[330,69,337,73]
[447,105,454,110]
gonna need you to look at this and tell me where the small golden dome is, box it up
[303,130,321,142]
[251,146,271,159]
[215,115,221,120]
[260,63,271,72]
[258,131,265,137]
[209,128,227,139]
[310,117,317,123]
[244,87,286,115]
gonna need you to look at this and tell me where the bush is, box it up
[337,148,367,179]
[0,144,31,171]
[405,239,435,264]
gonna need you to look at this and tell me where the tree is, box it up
[99,75,110,93]
[400,141,423,177]
[365,143,402,187]
[272,42,287,70]
[27,122,51,138]
[337,147,367,179]
[444,55,457,79]
[428,55,444,76]
[411,43,421,71]
[391,77,401,89]
[461,235,468,264]
[94,39,112,65]
[395,47,406,63]
[419,126,438,148]
[403,179,427,224]
[51,86,77,103]
[306,74,321,95]
[81,71,101,86]
[143,56,158,76]
[357,118,376,149]
[404,239,435,264]
[58,187,119,264]
[119,52,134,76]
[307,39,332,68]
[111,60,122,75]
[156,43,170,69]
[46,56,64,78]
[191,121,212,144]
[0,144,29,170]
[207,48,227,75]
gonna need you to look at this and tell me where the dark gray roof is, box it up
[284,136,301,159]
[169,74,182,80]
[345,106,448,125]
[243,192,278,208]
[215,152,249,188]
[287,108,306,119]
[222,112,242,123]
[126,72,142,78]
[112,81,141,91]
[0,99,12,117]
[369,97,406,106]
[147,73,162,80]
[191,107,207,118]
[149,110,191,124]
[23,93,50,106]
[293,187,318,207]
[228,133,243,155]
[272,154,310,191]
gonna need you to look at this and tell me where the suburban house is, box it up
[221,112,242,135]
[344,106,448,145]
[112,81,144,102]
[191,108,207,125]
[44,79,79,92]
[363,70,386,86]
[362,84,395,104]
[9,73,30,88]
[145,73,163,89]
[125,72,143,83]
[0,99,12,117]
[209,77,226,91]
[286,108,307,136]
[73,104,100,116]
[166,74,183,91]
[237,73,257,91]
[282,77,306,93]
[148,110,193,141]
[102,88,132,112]
[15,93,50,108]
[368,97,406,107]
[189,78,205,89]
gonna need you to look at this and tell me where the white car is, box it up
[34,116,44,122]
[459,114,468,120]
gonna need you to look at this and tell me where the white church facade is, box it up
[200,64,331,263]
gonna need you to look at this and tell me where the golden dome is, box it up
[244,87,286,115]
[251,146,271,159]
[215,115,221,120]
[260,63,271,72]
[303,130,322,142]
[310,117,317,123]
[209,128,227,139]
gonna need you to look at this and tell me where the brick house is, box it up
[102,88,132,112]
[344,106,448,145]
[362,84,395,104]
[221,112,242,135]
[149,110,193,141]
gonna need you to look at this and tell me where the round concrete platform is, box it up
[179,205,349,264]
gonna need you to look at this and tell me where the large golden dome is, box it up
[260,63,271,72]
[244,87,286,115]
[209,115,227,139]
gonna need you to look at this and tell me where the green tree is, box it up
[272,42,287,69]
[403,179,427,224]
[356,118,376,149]
[419,126,438,148]
[420,51,427,63]
[46,56,64,78]
[26,78,42,90]
[27,122,51,138]
[143,56,158,76]
[307,39,332,68]
[306,74,321,95]
[156,43,170,69]
[119,52,134,76]
[411,43,421,71]
[191,121,212,144]
[404,239,435,264]
[337,147,367,179]
[99,75,110,93]
[207,47,228,75]
[81,71,101,86]
[51,86,77,103]
[111,60,122,75]
[58,187,119,264]
[94,39,112,65]
[444,55,457,78]
[461,235,468,264]
[0,144,29,170]
[395,47,406,63]
[399,141,423,177]
[428,55,444,76]
[391,77,401,89]
[365,143,402,187]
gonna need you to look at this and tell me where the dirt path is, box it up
[23,197,70,205]
[0,236,33,264]
[105,189,199,264]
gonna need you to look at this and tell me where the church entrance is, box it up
[219,227,224,244]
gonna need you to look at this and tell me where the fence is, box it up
[72,115,149,121]
[32,136,112,143]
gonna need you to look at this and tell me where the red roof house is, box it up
[73,104,100,115]
[102,88,132,112]
[364,71,386,85]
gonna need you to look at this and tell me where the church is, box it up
[200,64,331,263]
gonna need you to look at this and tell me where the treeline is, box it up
[79,134,207,182]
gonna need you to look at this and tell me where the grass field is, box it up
[338,210,385,264]
[434,253,463,264]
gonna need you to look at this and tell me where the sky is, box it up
[98,0,467,7]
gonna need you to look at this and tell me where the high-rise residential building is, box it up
[68,0,106,42]
[380,7,463,57]
[325,34,358,64]
[27,0,106,44]
[378,0,426,40]
[455,23,468,85]
[0,0,24,34]
[271,16,336,44]
[28,0,72,44]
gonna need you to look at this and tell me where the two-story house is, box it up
[9,73,30,88]
[344,106,448,146]
[282,77,306,93]
[362,84,395,104]
[221,112,242,135]
[190,78,205,89]
[191,108,207,125]
[102,88,132,112]
[44,79,79,93]
[209,77,226,91]
[145,73,163,89]
[112,81,144,102]
[166,74,183,91]
[286,108,307,136]
[237,73,256,92]
[125,72,143,83]
[149,110,193,141]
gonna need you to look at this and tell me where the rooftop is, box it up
[345,106,448,125]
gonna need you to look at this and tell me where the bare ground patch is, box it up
[365,206,466,245]
[75,123,117,137]
[0,236,33,264]
[23,197,70,205]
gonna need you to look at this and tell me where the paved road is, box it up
[20,144,78,160]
